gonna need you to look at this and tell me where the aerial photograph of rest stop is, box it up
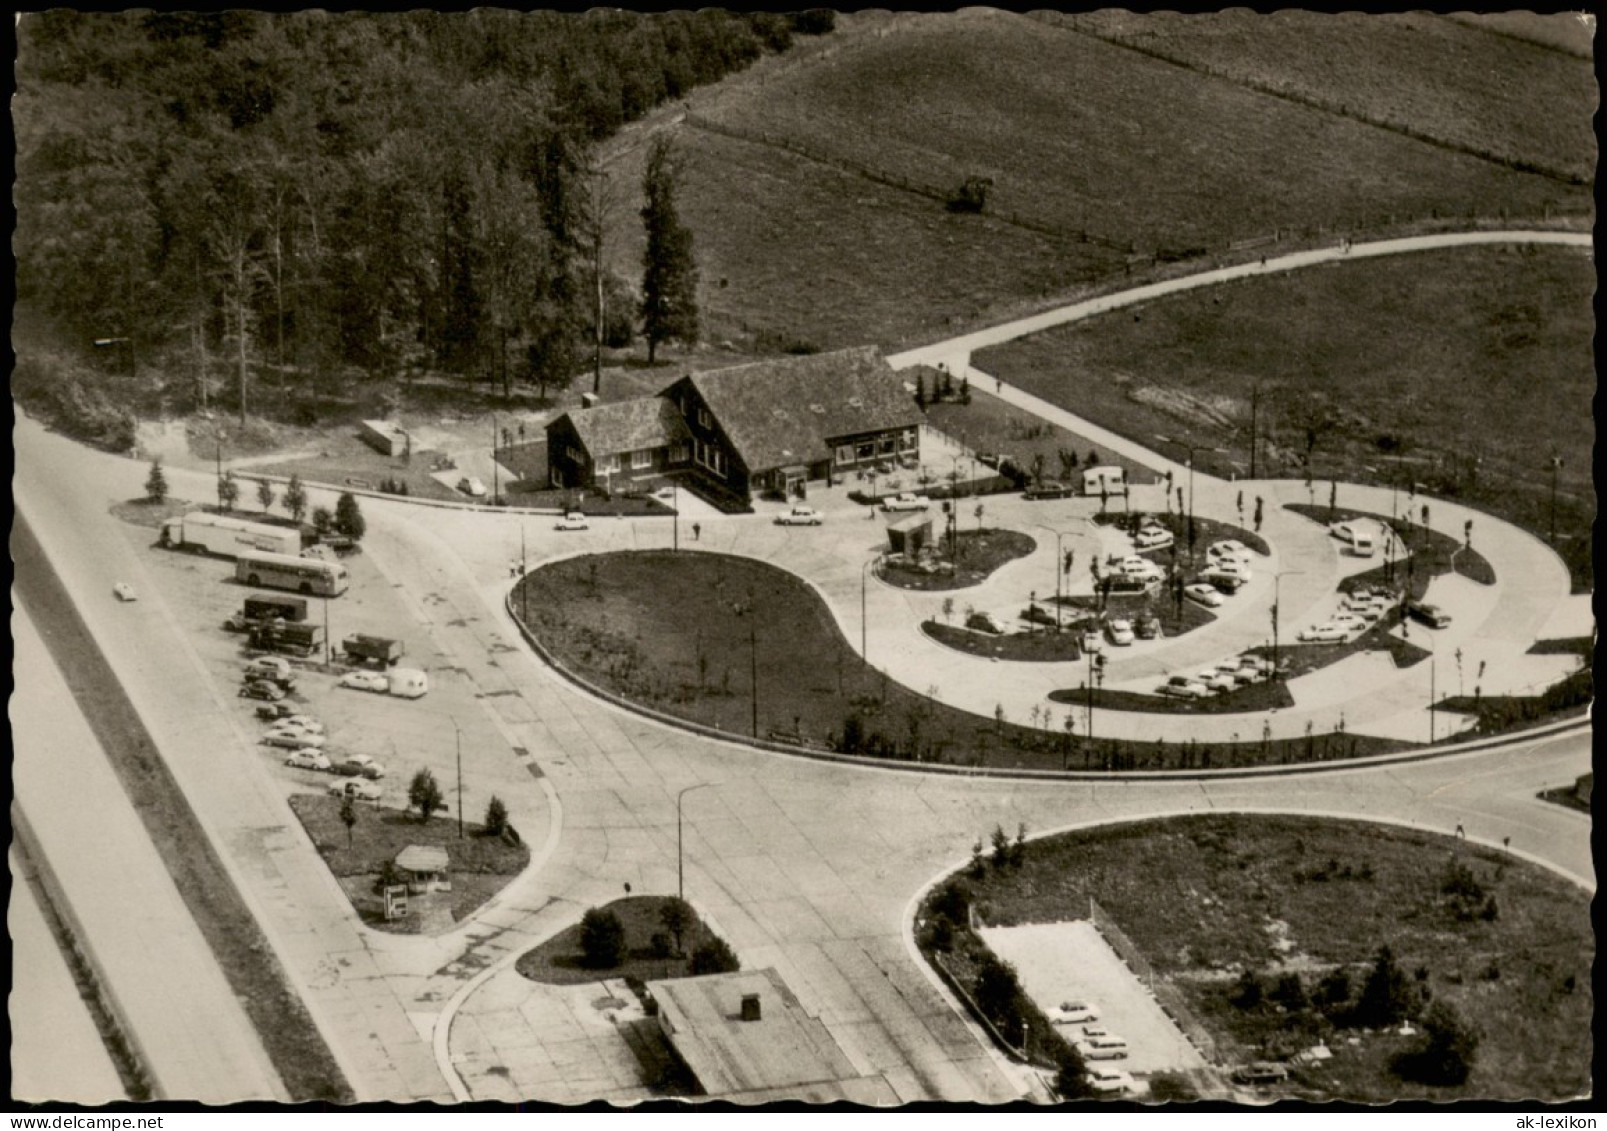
[11,7,1594,1113]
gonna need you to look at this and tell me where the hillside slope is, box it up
[597,9,1592,354]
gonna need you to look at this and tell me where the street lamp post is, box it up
[1549,456,1563,544]
[1272,569,1304,679]
[676,782,712,901]
[1154,435,1225,562]
[861,558,875,660]
[1033,525,1066,628]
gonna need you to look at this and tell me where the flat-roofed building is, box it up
[648,968,900,1105]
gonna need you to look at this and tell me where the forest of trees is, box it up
[14,10,834,421]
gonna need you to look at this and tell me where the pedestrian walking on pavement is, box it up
[996,377,1003,394]
[692,522,701,541]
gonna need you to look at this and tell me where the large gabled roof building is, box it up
[547,346,922,506]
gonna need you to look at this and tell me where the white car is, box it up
[284,749,332,772]
[1331,611,1369,632]
[881,492,929,512]
[113,581,137,602]
[339,670,390,693]
[1158,676,1212,699]
[277,715,325,735]
[1213,664,1254,687]
[457,476,487,497]
[1133,527,1173,550]
[1237,654,1276,678]
[1184,583,1224,608]
[1204,565,1251,592]
[1299,622,1350,643]
[263,728,325,750]
[555,511,589,531]
[1087,1066,1135,1095]
[328,779,382,802]
[1081,630,1104,656]
[1048,1001,1100,1025]
[1207,539,1253,565]
[1107,619,1135,646]
[1197,669,1238,693]
[775,505,824,526]
[1331,521,1365,545]
[1117,556,1164,582]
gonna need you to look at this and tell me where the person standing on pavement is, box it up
[692,522,701,541]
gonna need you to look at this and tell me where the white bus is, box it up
[236,551,349,597]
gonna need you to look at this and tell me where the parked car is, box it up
[1134,615,1162,640]
[457,476,487,498]
[881,492,930,512]
[1158,676,1212,699]
[1203,566,1250,593]
[1212,664,1254,687]
[1107,619,1135,646]
[276,715,324,735]
[1298,622,1350,643]
[1406,601,1453,628]
[328,779,383,802]
[1232,1062,1290,1086]
[1024,480,1075,500]
[1117,556,1165,582]
[1198,669,1238,693]
[1184,583,1224,608]
[240,679,286,702]
[1048,1001,1100,1025]
[263,728,325,750]
[1078,1035,1129,1060]
[243,656,293,683]
[775,505,823,526]
[1207,539,1253,565]
[1133,527,1174,550]
[1237,654,1276,678]
[1087,1066,1135,1095]
[1331,612,1369,632]
[113,581,137,602]
[1081,630,1104,655]
[555,511,590,531]
[284,749,333,772]
[255,702,295,721]
[966,611,1008,635]
[334,754,387,780]
[339,670,390,693]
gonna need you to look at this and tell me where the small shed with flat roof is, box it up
[647,968,899,1105]
[395,845,451,894]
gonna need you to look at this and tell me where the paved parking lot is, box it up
[978,920,1208,1077]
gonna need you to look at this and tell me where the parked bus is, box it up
[236,551,348,597]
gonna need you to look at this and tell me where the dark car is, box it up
[255,702,295,721]
[1134,615,1162,640]
[239,679,286,702]
[1024,480,1075,500]
[1406,601,1452,628]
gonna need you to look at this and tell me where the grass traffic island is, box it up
[514,549,1411,772]
[922,619,1084,662]
[288,794,529,935]
[1284,503,1496,590]
[1052,681,1295,716]
[918,813,1592,1103]
[878,528,1036,591]
[515,895,735,988]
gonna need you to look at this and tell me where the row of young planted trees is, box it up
[16,11,834,422]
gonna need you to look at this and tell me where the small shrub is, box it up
[649,931,673,960]
[1231,968,1264,1010]
[483,796,509,837]
[580,908,627,969]
[145,458,168,504]
[690,936,740,975]
[1393,1000,1480,1086]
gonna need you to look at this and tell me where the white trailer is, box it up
[1082,466,1128,497]
[161,512,301,558]
[386,668,429,699]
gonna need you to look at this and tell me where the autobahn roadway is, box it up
[12,406,1591,1105]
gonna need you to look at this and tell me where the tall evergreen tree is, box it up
[639,134,698,364]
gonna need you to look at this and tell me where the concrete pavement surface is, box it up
[8,850,128,1105]
[11,227,1592,1106]
[11,602,287,1103]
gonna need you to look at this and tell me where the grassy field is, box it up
[924,388,1163,485]
[1045,11,1595,184]
[976,246,1596,589]
[514,549,1405,771]
[952,813,1592,1102]
[289,795,529,934]
[682,10,1587,258]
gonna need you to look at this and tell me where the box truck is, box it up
[226,594,309,632]
[342,634,405,667]
[161,512,301,558]
[249,621,326,657]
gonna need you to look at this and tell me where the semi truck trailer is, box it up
[161,512,301,558]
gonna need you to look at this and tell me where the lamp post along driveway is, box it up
[676,782,712,902]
